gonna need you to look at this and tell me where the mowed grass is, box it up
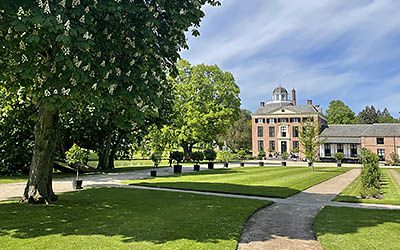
[0,176,27,184]
[128,167,348,198]
[314,206,400,250]
[0,188,270,250]
[334,169,400,205]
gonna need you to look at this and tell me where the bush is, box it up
[257,150,266,160]
[281,152,290,161]
[65,144,89,167]
[217,151,233,163]
[360,149,381,198]
[334,152,344,162]
[150,151,162,168]
[190,151,204,164]
[170,151,184,164]
[237,149,247,161]
[386,152,399,166]
[204,149,217,162]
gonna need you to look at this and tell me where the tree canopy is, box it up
[326,100,355,124]
[220,109,252,152]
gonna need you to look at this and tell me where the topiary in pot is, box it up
[170,151,184,174]
[191,151,204,171]
[204,149,217,169]
[65,144,89,190]
[334,152,344,167]
[218,151,232,168]
[237,149,247,167]
[150,151,162,177]
[281,152,289,167]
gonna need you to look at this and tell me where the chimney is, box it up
[292,88,297,106]
[260,102,265,107]
[307,100,313,105]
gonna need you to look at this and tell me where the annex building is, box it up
[252,86,400,162]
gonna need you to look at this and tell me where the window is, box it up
[291,118,301,123]
[255,118,265,124]
[293,126,299,138]
[377,138,385,145]
[278,118,288,123]
[377,149,385,160]
[269,127,275,137]
[269,141,275,152]
[293,141,299,151]
[281,126,287,137]
[350,144,358,157]
[258,140,264,152]
[257,126,263,137]
[337,143,344,153]
[268,118,275,124]
[324,144,331,157]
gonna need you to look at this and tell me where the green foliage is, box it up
[0,87,35,175]
[217,151,234,163]
[299,121,321,168]
[220,109,252,152]
[170,151,184,164]
[334,152,344,161]
[65,144,89,167]
[150,152,162,168]
[360,149,381,198]
[281,152,290,161]
[326,100,356,124]
[386,152,399,166]
[190,151,204,164]
[257,150,266,160]
[237,149,247,161]
[378,108,397,123]
[167,60,241,154]
[357,106,379,124]
[204,149,217,162]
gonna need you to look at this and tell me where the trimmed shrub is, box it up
[360,149,381,198]
[190,151,204,164]
[257,150,266,160]
[217,151,233,163]
[237,149,247,161]
[281,152,290,161]
[65,144,89,168]
[170,151,184,164]
[204,149,217,162]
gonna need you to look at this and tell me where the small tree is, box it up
[281,152,289,166]
[218,151,233,163]
[258,150,266,160]
[204,149,217,162]
[191,151,204,165]
[334,152,344,167]
[299,121,321,171]
[170,151,184,165]
[150,151,163,168]
[387,152,399,166]
[65,144,89,180]
[237,149,247,162]
[360,149,381,198]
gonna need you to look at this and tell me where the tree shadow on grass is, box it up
[0,187,272,247]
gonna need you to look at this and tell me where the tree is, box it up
[220,109,252,152]
[360,149,381,198]
[299,121,321,170]
[0,0,220,203]
[168,60,241,158]
[358,106,379,124]
[326,100,355,124]
[378,108,397,123]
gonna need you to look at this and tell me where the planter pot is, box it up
[308,162,313,167]
[194,164,200,171]
[337,161,342,167]
[173,165,182,174]
[282,161,287,167]
[72,179,83,190]
[224,162,229,168]
[258,162,264,167]
[208,162,214,169]
[150,170,157,177]
[240,162,245,167]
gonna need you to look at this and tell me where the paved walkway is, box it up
[237,169,360,250]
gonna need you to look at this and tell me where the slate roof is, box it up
[253,102,320,116]
[320,123,400,139]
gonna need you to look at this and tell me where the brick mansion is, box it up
[252,86,400,162]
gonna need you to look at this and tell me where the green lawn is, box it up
[0,176,27,184]
[128,167,348,198]
[334,169,400,205]
[314,206,400,250]
[0,188,270,250]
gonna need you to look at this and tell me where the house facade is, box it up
[320,124,400,162]
[252,86,327,157]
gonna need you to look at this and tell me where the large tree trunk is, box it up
[97,134,114,170]
[22,102,58,204]
[182,142,194,161]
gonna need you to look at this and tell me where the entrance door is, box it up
[281,141,287,153]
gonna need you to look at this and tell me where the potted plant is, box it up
[204,148,217,169]
[150,151,162,177]
[334,152,344,167]
[218,151,232,168]
[170,151,184,174]
[191,151,204,171]
[258,150,266,166]
[237,149,247,167]
[65,144,89,190]
[281,152,289,167]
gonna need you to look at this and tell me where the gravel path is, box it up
[237,169,361,250]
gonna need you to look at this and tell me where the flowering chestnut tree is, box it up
[0,0,220,204]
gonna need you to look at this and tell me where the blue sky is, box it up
[181,0,400,117]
